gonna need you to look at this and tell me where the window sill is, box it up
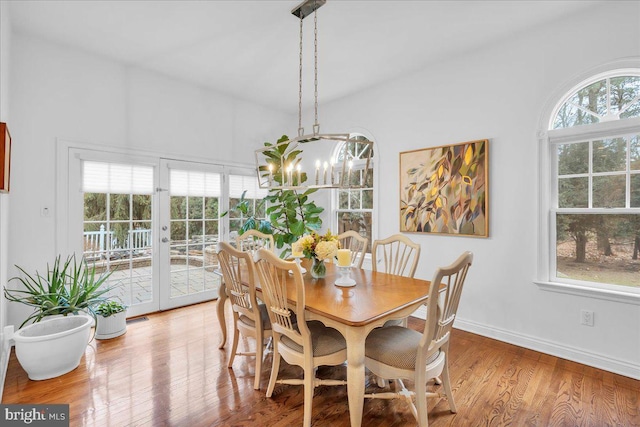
[535,280,640,305]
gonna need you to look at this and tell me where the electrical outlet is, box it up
[580,309,594,326]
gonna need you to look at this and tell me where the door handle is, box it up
[161,237,169,243]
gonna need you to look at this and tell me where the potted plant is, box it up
[95,300,127,339]
[4,254,114,380]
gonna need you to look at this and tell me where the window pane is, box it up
[362,190,373,209]
[593,175,625,208]
[611,76,640,119]
[631,135,640,171]
[204,197,218,219]
[593,138,626,173]
[171,221,186,242]
[556,213,640,287]
[110,194,130,220]
[131,222,152,250]
[204,220,218,243]
[631,174,640,207]
[337,211,372,254]
[339,190,348,209]
[188,197,203,219]
[349,190,362,209]
[84,193,106,221]
[132,195,152,220]
[558,177,588,208]
[171,196,186,220]
[188,220,203,240]
[574,80,607,116]
[558,142,588,175]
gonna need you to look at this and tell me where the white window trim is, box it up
[537,99,640,305]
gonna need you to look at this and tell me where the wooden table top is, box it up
[282,260,433,327]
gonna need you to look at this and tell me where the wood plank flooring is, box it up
[2,302,639,426]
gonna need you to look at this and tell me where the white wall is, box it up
[322,2,640,378]
[7,33,293,328]
[0,0,11,398]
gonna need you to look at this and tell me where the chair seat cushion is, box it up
[281,321,346,357]
[239,303,272,330]
[365,326,439,370]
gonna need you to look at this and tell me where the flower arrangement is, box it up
[292,231,340,278]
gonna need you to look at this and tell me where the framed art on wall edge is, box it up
[399,139,488,237]
[1,122,11,193]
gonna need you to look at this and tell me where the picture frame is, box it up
[1,122,11,193]
[399,139,488,237]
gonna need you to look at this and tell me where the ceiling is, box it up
[8,1,603,114]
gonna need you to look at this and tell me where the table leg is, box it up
[345,327,366,427]
[216,279,227,349]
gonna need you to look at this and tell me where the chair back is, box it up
[236,230,275,254]
[253,248,310,349]
[337,230,368,269]
[420,251,473,365]
[371,234,421,277]
[217,242,261,325]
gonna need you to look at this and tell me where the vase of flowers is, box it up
[292,231,340,279]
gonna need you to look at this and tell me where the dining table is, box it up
[215,259,434,427]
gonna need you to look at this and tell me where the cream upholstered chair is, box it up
[253,248,347,427]
[364,251,473,427]
[371,233,421,278]
[337,230,368,269]
[217,242,272,390]
[236,229,275,254]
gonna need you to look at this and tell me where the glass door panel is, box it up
[159,161,222,309]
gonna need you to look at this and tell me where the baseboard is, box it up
[0,326,14,401]
[453,317,640,380]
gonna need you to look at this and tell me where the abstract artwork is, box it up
[399,139,488,237]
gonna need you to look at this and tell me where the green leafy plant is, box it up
[260,135,324,254]
[225,135,324,257]
[95,300,127,317]
[4,254,115,327]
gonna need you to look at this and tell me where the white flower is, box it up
[314,240,338,261]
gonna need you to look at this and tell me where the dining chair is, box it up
[363,251,473,427]
[337,230,368,269]
[217,242,272,390]
[236,229,275,254]
[371,233,421,278]
[253,248,347,427]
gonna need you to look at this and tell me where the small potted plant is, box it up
[95,300,127,340]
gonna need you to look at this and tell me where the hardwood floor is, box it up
[3,302,639,427]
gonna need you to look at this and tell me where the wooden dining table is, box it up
[215,259,433,427]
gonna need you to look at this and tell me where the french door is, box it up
[71,149,226,317]
[157,159,223,310]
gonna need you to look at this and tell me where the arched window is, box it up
[333,135,374,254]
[543,69,640,295]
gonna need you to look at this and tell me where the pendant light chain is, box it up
[298,13,304,137]
[313,1,319,134]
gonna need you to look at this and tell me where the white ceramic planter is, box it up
[13,315,92,381]
[95,311,127,340]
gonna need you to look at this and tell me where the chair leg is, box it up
[415,378,429,427]
[441,360,457,413]
[302,366,315,427]
[266,342,281,398]
[228,323,240,368]
[254,331,264,390]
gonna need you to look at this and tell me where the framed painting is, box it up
[0,122,10,193]
[399,139,488,237]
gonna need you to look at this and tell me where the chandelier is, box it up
[255,0,373,190]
